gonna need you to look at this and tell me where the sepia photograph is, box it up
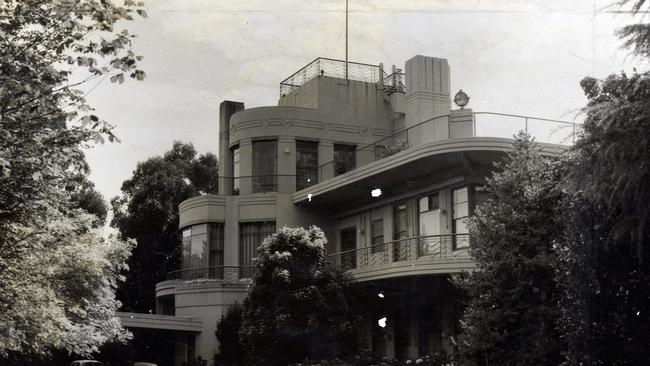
[1,1,649,365]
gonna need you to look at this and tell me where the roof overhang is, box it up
[293,137,566,210]
[117,312,202,333]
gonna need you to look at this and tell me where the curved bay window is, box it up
[181,223,224,279]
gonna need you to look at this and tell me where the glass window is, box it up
[419,193,441,256]
[296,140,318,190]
[371,219,384,253]
[232,145,240,195]
[340,226,357,270]
[453,187,470,249]
[239,221,276,277]
[334,144,356,176]
[182,227,192,270]
[181,223,225,279]
[393,203,409,262]
[253,140,277,193]
[209,223,225,278]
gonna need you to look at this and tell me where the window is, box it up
[453,187,470,249]
[232,145,240,195]
[340,227,357,270]
[393,203,409,261]
[181,223,224,279]
[253,140,277,193]
[334,144,356,176]
[371,219,385,253]
[418,193,441,256]
[296,140,318,190]
[239,221,276,277]
[208,223,225,278]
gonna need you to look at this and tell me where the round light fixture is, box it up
[371,188,382,198]
[378,317,387,328]
[453,89,470,109]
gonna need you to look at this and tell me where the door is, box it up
[340,226,356,270]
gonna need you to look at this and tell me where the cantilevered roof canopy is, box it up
[293,137,565,213]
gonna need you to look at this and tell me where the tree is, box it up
[214,304,244,366]
[240,226,363,366]
[0,0,145,358]
[560,67,650,366]
[556,1,650,364]
[111,141,218,313]
[456,134,566,366]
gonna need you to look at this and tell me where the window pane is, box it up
[253,140,277,193]
[182,234,192,270]
[334,144,356,176]
[239,221,276,277]
[340,227,356,270]
[429,193,440,210]
[232,146,240,194]
[296,140,318,190]
[419,197,429,212]
[453,187,469,219]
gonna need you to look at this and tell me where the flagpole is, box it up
[345,0,348,80]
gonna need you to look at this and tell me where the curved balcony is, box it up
[328,234,475,282]
[167,266,257,282]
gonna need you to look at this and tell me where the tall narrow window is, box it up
[252,140,277,193]
[209,223,225,278]
[418,193,441,256]
[239,221,276,277]
[231,145,240,195]
[334,144,356,176]
[296,140,318,190]
[340,226,357,270]
[371,219,385,253]
[393,203,409,261]
[453,187,470,249]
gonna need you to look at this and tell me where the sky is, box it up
[81,0,642,200]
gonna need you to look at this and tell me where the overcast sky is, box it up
[81,0,640,200]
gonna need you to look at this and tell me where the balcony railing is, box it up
[219,174,318,194]
[167,266,257,282]
[328,234,471,272]
[317,112,581,180]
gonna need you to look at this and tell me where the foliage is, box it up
[240,226,364,366]
[617,0,650,59]
[111,141,218,313]
[0,0,145,358]
[559,71,650,365]
[214,303,243,366]
[0,208,134,358]
[455,133,566,366]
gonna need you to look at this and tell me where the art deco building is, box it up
[118,55,571,365]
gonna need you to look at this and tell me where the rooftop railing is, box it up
[328,234,471,272]
[317,112,582,180]
[167,266,257,281]
[280,57,382,96]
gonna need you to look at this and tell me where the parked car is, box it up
[70,361,103,366]
[133,363,157,366]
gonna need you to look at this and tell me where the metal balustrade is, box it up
[328,234,471,272]
[167,266,257,282]
[280,57,382,96]
[317,112,581,180]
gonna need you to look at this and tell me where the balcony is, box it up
[167,266,257,282]
[328,234,475,282]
